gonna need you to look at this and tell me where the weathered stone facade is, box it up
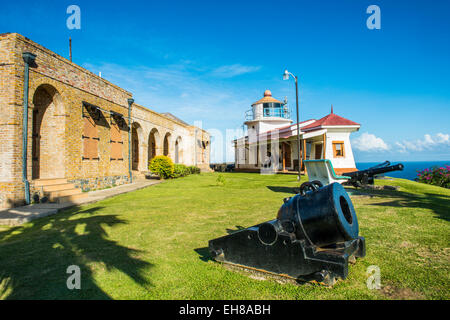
[0,33,210,208]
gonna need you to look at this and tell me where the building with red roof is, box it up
[234,91,360,174]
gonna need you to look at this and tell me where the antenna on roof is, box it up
[284,96,288,105]
[331,104,334,114]
[69,37,72,62]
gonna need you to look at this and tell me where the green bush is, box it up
[216,174,226,186]
[173,164,189,178]
[149,155,174,179]
[187,166,201,174]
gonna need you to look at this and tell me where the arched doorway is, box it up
[175,136,182,164]
[131,122,143,171]
[148,128,160,165]
[31,84,65,180]
[163,132,172,158]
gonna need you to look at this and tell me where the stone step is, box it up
[132,171,150,180]
[42,183,76,192]
[47,188,82,201]
[33,178,68,187]
[197,164,213,173]
[56,193,88,204]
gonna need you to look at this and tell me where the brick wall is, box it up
[0,33,210,208]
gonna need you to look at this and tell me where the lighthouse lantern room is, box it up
[244,90,292,136]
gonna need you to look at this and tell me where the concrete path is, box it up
[0,179,162,226]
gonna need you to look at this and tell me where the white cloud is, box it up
[352,132,389,152]
[210,64,261,78]
[395,133,450,153]
[394,142,407,153]
[436,133,450,144]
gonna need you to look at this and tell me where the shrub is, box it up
[216,174,226,186]
[416,165,450,189]
[149,155,174,179]
[187,166,201,174]
[173,164,189,178]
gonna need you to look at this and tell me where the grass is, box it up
[0,173,449,299]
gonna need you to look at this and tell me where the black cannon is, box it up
[208,182,365,285]
[343,161,404,188]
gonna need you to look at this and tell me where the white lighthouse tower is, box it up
[235,90,293,170]
[245,90,292,137]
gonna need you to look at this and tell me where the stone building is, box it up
[0,33,210,209]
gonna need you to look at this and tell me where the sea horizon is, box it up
[355,160,450,181]
[215,160,450,181]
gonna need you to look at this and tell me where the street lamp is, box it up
[283,69,301,181]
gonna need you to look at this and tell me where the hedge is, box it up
[149,155,174,179]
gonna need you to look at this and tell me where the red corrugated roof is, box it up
[302,112,359,131]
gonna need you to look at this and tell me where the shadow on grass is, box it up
[194,247,213,262]
[364,189,450,222]
[194,225,247,263]
[0,205,153,299]
[266,186,299,194]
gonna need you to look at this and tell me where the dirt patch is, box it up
[248,274,267,281]
[399,241,414,248]
[381,285,425,300]
[416,246,449,265]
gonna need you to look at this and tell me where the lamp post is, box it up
[283,69,301,181]
[127,98,134,183]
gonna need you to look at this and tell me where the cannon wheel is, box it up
[299,180,323,196]
[311,180,323,189]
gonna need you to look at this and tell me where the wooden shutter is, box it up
[110,117,123,160]
[83,111,99,160]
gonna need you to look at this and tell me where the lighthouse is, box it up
[244,90,292,137]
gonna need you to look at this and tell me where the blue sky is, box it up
[1,0,449,162]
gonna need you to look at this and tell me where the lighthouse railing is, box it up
[245,109,254,120]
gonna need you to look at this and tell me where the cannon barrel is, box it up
[343,163,404,187]
[368,160,390,169]
[276,182,359,247]
[208,182,365,283]
[344,163,404,178]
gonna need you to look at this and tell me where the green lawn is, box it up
[0,173,449,299]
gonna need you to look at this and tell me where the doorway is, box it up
[31,85,65,180]
[315,143,323,159]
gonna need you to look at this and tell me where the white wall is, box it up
[258,120,292,134]
[325,130,356,169]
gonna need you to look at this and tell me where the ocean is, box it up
[355,161,450,181]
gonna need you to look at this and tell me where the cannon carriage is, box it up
[343,161,404,188]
